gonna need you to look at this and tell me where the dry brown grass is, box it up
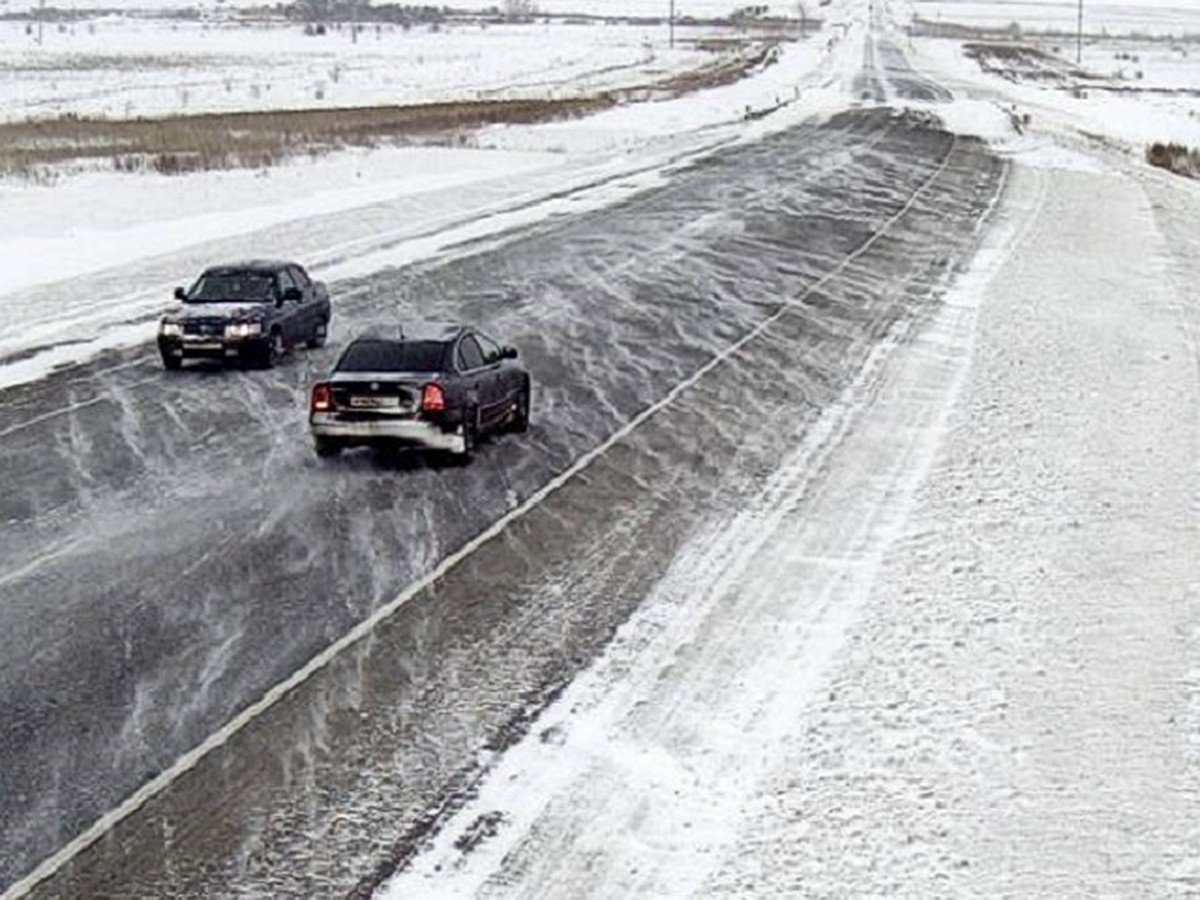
[0,97,617,178]
[0,40,778,179]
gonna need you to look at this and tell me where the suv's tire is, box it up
[313,437,343,458]
[259,329,285,369]
[307,320,328,349]
[510,381,531,433]
[161,353,182,371]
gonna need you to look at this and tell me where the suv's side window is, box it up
[457,336,484,371]
[289,265,311,289]
[276,268,297,298]
[475,332,502,364]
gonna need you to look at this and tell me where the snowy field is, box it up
[0,18,729,122]
[902,0,1200,36]
[0,0,804,14]
[913,29,1200,150]
[1,0,1198,895]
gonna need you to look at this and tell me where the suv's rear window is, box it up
[337,340,448,373]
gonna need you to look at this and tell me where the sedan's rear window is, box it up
[337,340,448,373]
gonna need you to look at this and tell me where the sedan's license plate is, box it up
[349,395,398,409]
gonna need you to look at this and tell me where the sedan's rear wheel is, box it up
[313,437,343,458]
[451,409,477,464]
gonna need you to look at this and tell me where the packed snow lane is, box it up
[0,109,1006,897]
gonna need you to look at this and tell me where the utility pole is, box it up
[1076,0,1083,64]
[669,0,674,49]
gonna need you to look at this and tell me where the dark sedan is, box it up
[308,323,530,461]
[158,259,331,369]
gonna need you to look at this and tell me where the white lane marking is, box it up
[2,135,963,900]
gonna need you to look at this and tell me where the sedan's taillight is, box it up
[421,383,446,412]
[311,383,332,413]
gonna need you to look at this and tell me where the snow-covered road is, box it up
[2,1,1198,896]
[384,146,1200,899]
[1,108,1007,896]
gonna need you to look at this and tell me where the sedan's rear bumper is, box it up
[310,413,466,454]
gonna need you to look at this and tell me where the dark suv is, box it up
[158,260,331,369]
[308,323,530,461]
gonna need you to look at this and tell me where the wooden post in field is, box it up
[669,0,675,48]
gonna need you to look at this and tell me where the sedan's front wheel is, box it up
[510,382,531,433]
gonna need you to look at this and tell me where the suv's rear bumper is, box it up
[310,413,466,454]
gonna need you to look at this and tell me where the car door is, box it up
[274,268,306,345]
[289,264,321,336]
[473,330,515,427]
[455,334,495,432]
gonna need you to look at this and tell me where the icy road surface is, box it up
[0,103,1005,895]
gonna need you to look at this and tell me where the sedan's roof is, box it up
[402,321,465,342]
[350,322,465,344]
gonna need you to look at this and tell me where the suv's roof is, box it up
[201,259,296,275]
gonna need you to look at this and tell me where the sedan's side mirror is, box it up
[501,346,519,360]
[173,286,186,300]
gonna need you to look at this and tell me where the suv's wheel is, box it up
[260,329,285,368]
[161,353,182,371]
[307,320,328,349]
[510,381,530,433]
[313,437,342,458]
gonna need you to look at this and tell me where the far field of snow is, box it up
[0,18,729,122]
[912,32,1200,148]
[904,0,1200,36]
[0,0,806,14]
